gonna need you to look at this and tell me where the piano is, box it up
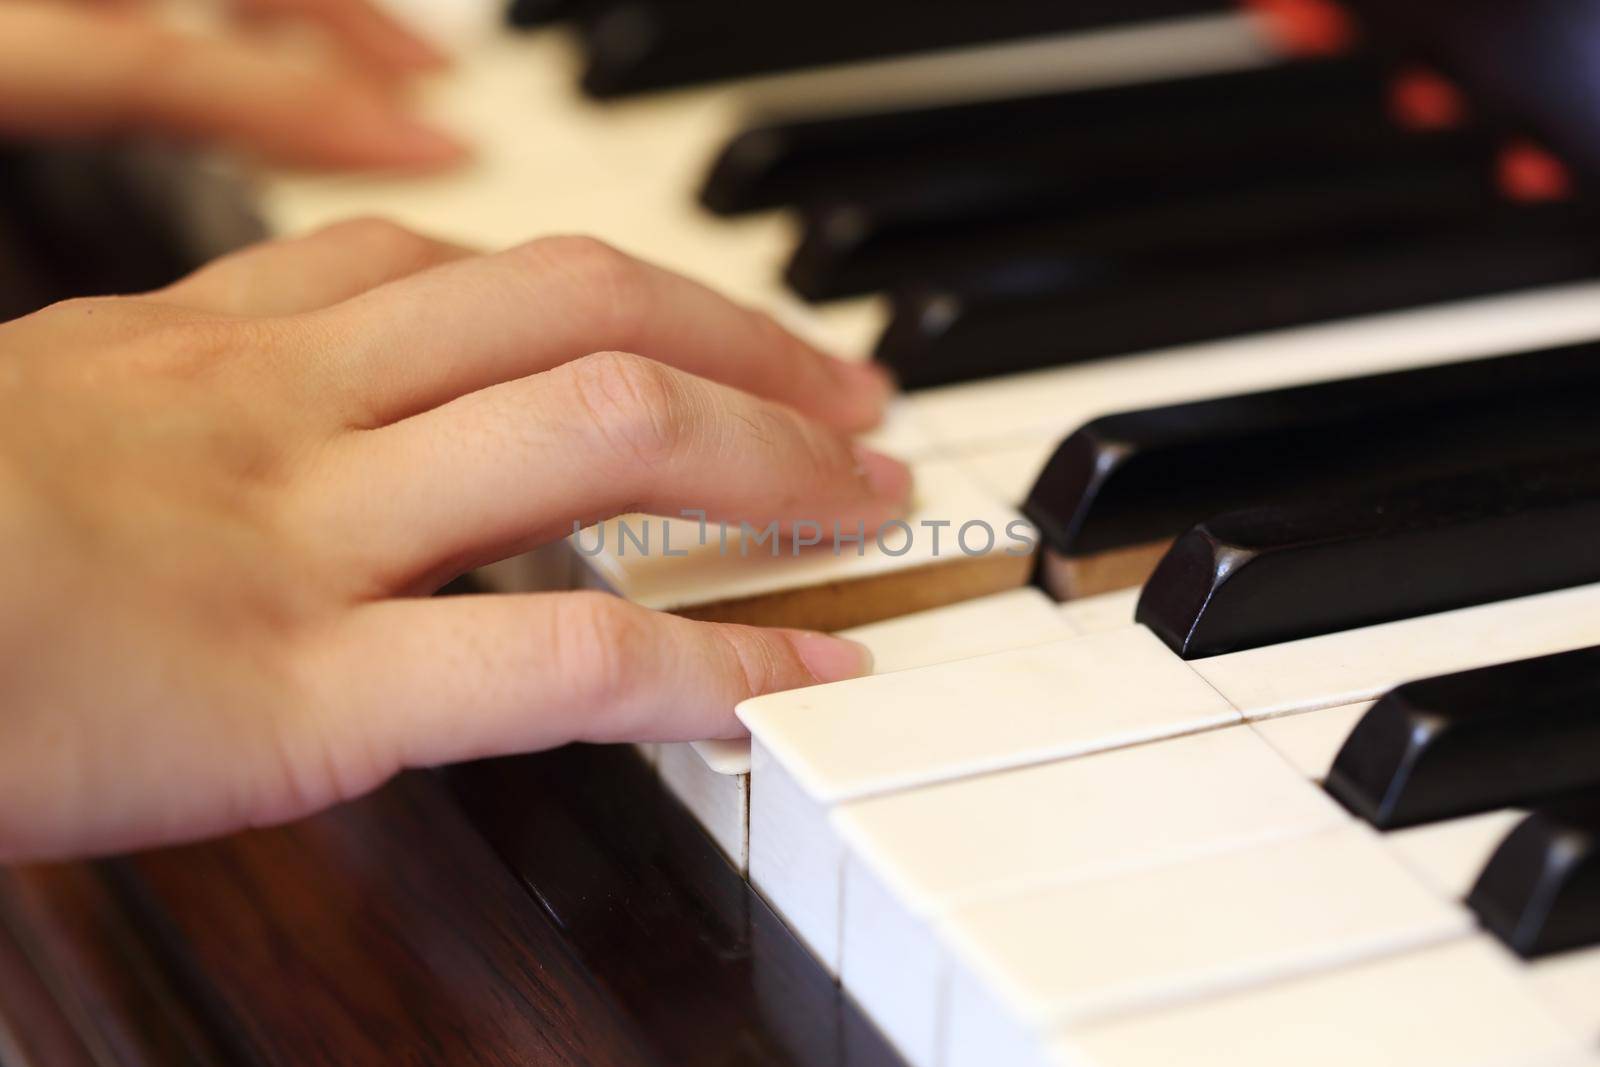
[4,1,1600,1064]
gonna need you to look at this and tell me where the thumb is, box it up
[295,592,873,791]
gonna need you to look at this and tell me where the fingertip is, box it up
[789,632,875,684]
[851,443,914,510]
[833,357,896,429]
[356,114,472,170]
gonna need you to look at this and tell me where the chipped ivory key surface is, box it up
[1049,937,1582,1067]
[571,460,1033,632]
[940,825,1470,1067]
[826,727,1344,1060]
[657,587,1076,870]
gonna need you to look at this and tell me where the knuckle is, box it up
[317,216,432,264]
[141,317,253,379]
[553,592,645,703]
[567,351,687,467]
[711,625,802,700]
[525,235,648,337]
[761,403,852,480]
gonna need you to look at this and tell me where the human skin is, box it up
[0,0,467,170]
[0,221,908,862]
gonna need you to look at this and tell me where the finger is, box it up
[234,0,449,76]
[313,235,892,433]
[0,3,467,171]
[154,218,473,315]
[301,352,914,590]
[300,592,874,777]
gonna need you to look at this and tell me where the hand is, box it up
[0,221,906,861]
[0,0,466,170]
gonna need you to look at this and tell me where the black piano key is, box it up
[1022,342,1600,564]
[878,201,1600,390]
[1325,652,1600,831]
[701,56,1389,216]
[578,0,1233,97]
[507,0,583,26]
[1468,800,1600,958]
[791,123,1502,301]
[1136,460,1600,659]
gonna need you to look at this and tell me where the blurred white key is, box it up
[942,825,1470,1067]
[257,14,1271,359]
[742,627,1236,970]
[844,586,1080,669]
[1056,588,1141,636]
[658,588,1075,870]
[954,436,1060,504]
[1195,582,1600,719]
[572,460,1028,628]
[1250,702,1372,781]
[732,13,1272,119]
[1528,946,1600,1041]
[1051,937,1582,1067]
[828,727,1344,1063]
[1385,809,1527,900]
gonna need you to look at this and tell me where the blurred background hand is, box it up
[0,0,469,170]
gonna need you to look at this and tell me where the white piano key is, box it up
[1528,946,1600,1041]
[741,626,1234,805]
[571,459,1028,623]
[738,588,1081,962]
[473,540,579,593]
[255,13,1269,359]
[855,394,938,459]
[1194,582,1600,719]
[843,586,1078,669]
[661,587,1076,870]
[731,13,1273,119]
[1250,702,1373,781]
[1051,937,1583,1067]
[908,282,1600,455]
[942,825,1471,1067]
[1056,588,1141,636]
[659,739,749,867]
[1384,809,1527,900]
[376,0,502,46]
[828,727,1345,1064]
[744,627,1235,971]
[953,436,1060,505]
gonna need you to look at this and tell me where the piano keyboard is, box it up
[253,2,1600,1064]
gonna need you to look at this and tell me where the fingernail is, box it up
[833,359,896,426]
[793,632,875,683]
[852,443,914,506]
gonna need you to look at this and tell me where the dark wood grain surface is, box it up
[0,747,905,1067]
